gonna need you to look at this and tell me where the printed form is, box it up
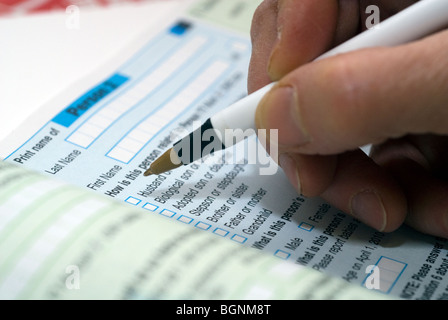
[0,161,384,299]
[2,0,448,299]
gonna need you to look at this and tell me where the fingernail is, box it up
[279,153,301,194]
[256,85,310,147]
[267,25,283,79]
[350,190,387,232]
[267,1,283,79]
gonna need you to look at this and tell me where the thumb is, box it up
[255,30,448,155]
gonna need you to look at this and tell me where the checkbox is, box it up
[274,250,290,260]
[125,196,141,205]
[178,215,193,224]
[195,221,211,230]
[160,209,176,218]
[231,234,247,244]
[143,202,159,211]
[298,222,314,231]
[213,228,229,237]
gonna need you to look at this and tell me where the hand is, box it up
[249,0,448,238]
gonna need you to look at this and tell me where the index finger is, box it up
[266,0,351,80]
[248,0,359,93]
[248,0,344,93]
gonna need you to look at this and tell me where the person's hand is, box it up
[249,0,448,238]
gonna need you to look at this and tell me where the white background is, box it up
[0,1,185,141]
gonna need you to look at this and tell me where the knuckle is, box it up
[319,54,372,136]
[324,55,363,111]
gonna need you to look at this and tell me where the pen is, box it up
[144,0,448,176]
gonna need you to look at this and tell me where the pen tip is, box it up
[143,148,183,176]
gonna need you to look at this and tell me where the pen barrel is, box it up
[172,83,275,165]
[172,118,223,165]
[318,0,448,60]
[210,83,275,148]
[169,0,448,167]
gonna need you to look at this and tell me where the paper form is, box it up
[1,0,448,300]
[0,161,386,299]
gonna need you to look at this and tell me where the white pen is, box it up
[144,0,448,176]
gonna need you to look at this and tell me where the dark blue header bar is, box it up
[52,73,129,128]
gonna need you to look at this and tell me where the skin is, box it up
[249,0,448,238]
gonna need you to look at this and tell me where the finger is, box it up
[248,0,361,92]
[372,135,448,180]
[372,0,420,21]
[406,135,448,180]
[404,168,448,239]
[319,150,407,232]
[359,0,418,33]
[278,152,338,197]
[334,0,360,45]
[248,0,279,92]
[266,0,340,80]
[256,30,448,155]
[281,149,407,232]
[372,141,448,238]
